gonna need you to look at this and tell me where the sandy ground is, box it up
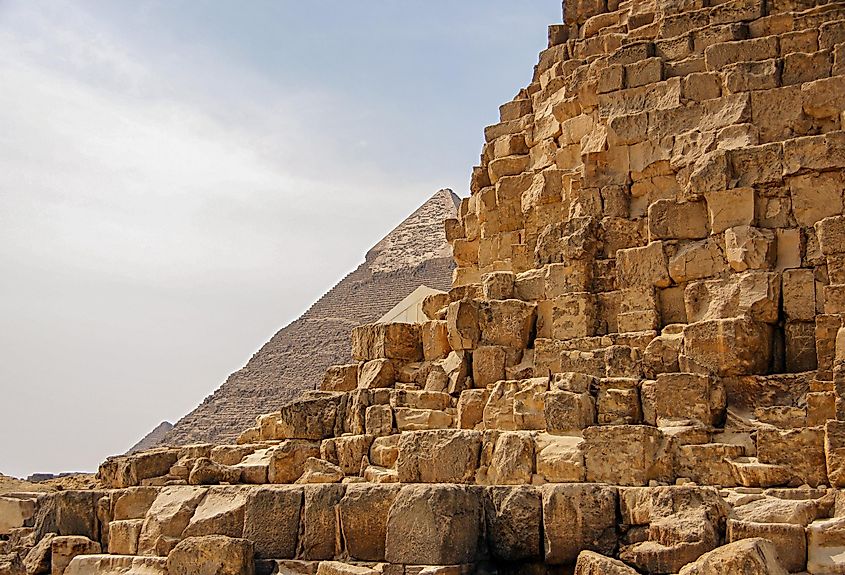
[0,473,99,495]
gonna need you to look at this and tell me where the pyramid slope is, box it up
[158,189,459,446]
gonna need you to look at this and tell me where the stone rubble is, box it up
[4,0,845,573]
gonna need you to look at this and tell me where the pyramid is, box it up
[156,189,460,447]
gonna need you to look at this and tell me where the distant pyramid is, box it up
[158,189,460,446]
[127,421,173,454]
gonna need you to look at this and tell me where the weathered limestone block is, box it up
[537,293,598,339]
[724,226,776,272]
[98,449,179,489]
[234,448,272,484]
[757,427,828,487]
[545,261,592,297]
[826,420,845,488]
[394,407,452,431]
[677,538,788,575]
[422,292,450,320]
[783,268,816,321]
[542,484,617,565]
[420,326,455,371]
[64,556,167,575]
[446,299,480,350]
[617,241,671,288]
[183,487,248,539]
[369,435,399,468]
[274,395,341,440]
[535,434,586,483]
[315,562,377,575]
[727,519,806,573]
[483,378,548,431]
[385,484,482,565]
[808,516,845,575]
[166,535,254,575]
[333,435,375,476]
[188,458,240,486]
[321,365,359,392]
[642,328,683,377]
[676,444,744,486]
[816,215,845,256]
[51,536,101,575]
[682,318,773,376]
[137,486,207,557]
[0,496,36,535]
[484,486,542,562]
[351,323,422,361]
[583,425,671,486]
[268,441,321,484]
[457,389,488,430]
[478,299,536,348]
[668,239,727,283]
[357,359,395,390]
[544,390,595,432]
[728,457,792,488]
[574,551,639,574]
[619,486,727,574]
[396,430,482,483]
[299,484,344,560]
[107,519,143,555]
[364,405,393,437]
[25,532,56,574]
[653,373,725,426]
[471,345,506,388]
[597,384,641,425]
[482,271,515,300]
[338,484,400,562]
[732,495,830,526]
[648,199,708,240]
[478,431,534,485]
[704,188,754,234]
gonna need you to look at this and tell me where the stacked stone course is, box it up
[4,0,845,573]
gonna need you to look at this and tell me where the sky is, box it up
[0,0,561,478]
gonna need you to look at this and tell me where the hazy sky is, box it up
[0,1,561,478]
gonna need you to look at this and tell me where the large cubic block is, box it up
[337,484,400,562]
[617,241,671,288]
[542,484,617,564]
[396,430,482,483]
[537,293,598,339]
[385,484,482,565]
[351,323,422,361]
[682,318,773,376]
[653,373,725,426]
[757,427,828,487]
[583,425,670,486]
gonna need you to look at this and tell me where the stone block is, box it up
[351,323,422,362]
[457,389,488,430]
[535,433,585,482]
[394,407,452,431]
[51,536,101,575]
[677,538,788,575]
[808,516,845,575]
[471,345,506,388]
[537,294,597,340]
[684,271,780,324]
[758,426,828,487]
[668,239,728,283]
[364,405,393,436]
[676,444,744,486]
[385,484,482,565]
[108,519,143,555]
[321,365,358,392]
[420,321,450,362]
[275,395,341,440]
[137,486,207,557]
[242,486,302,560]
[268,441,321,484]
[479,431,534,486]
[542,484,617,564]
[64,556,168,575]
[396,430,482,483]
[654,373,725,426]
[483,378,548,431]
[617,241,671,288]
[782,268,816,321]
[183,486,248,538]
[166,535,254,575]
[544,390,595,432]
[682,318,773,376]
[826,420,845,488]
[575,551,639,574]
[727,519,806,573]
[648,200,708,240]
[484,486,542,562]
[785,321,818,372]
[478,299,536,348]
[337,484,399,561]
[299,484,345,560]
[704,188,754,234]
[725,226,776,272]
[583,425,670,486]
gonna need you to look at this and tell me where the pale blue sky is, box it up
[0,1,561,478]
